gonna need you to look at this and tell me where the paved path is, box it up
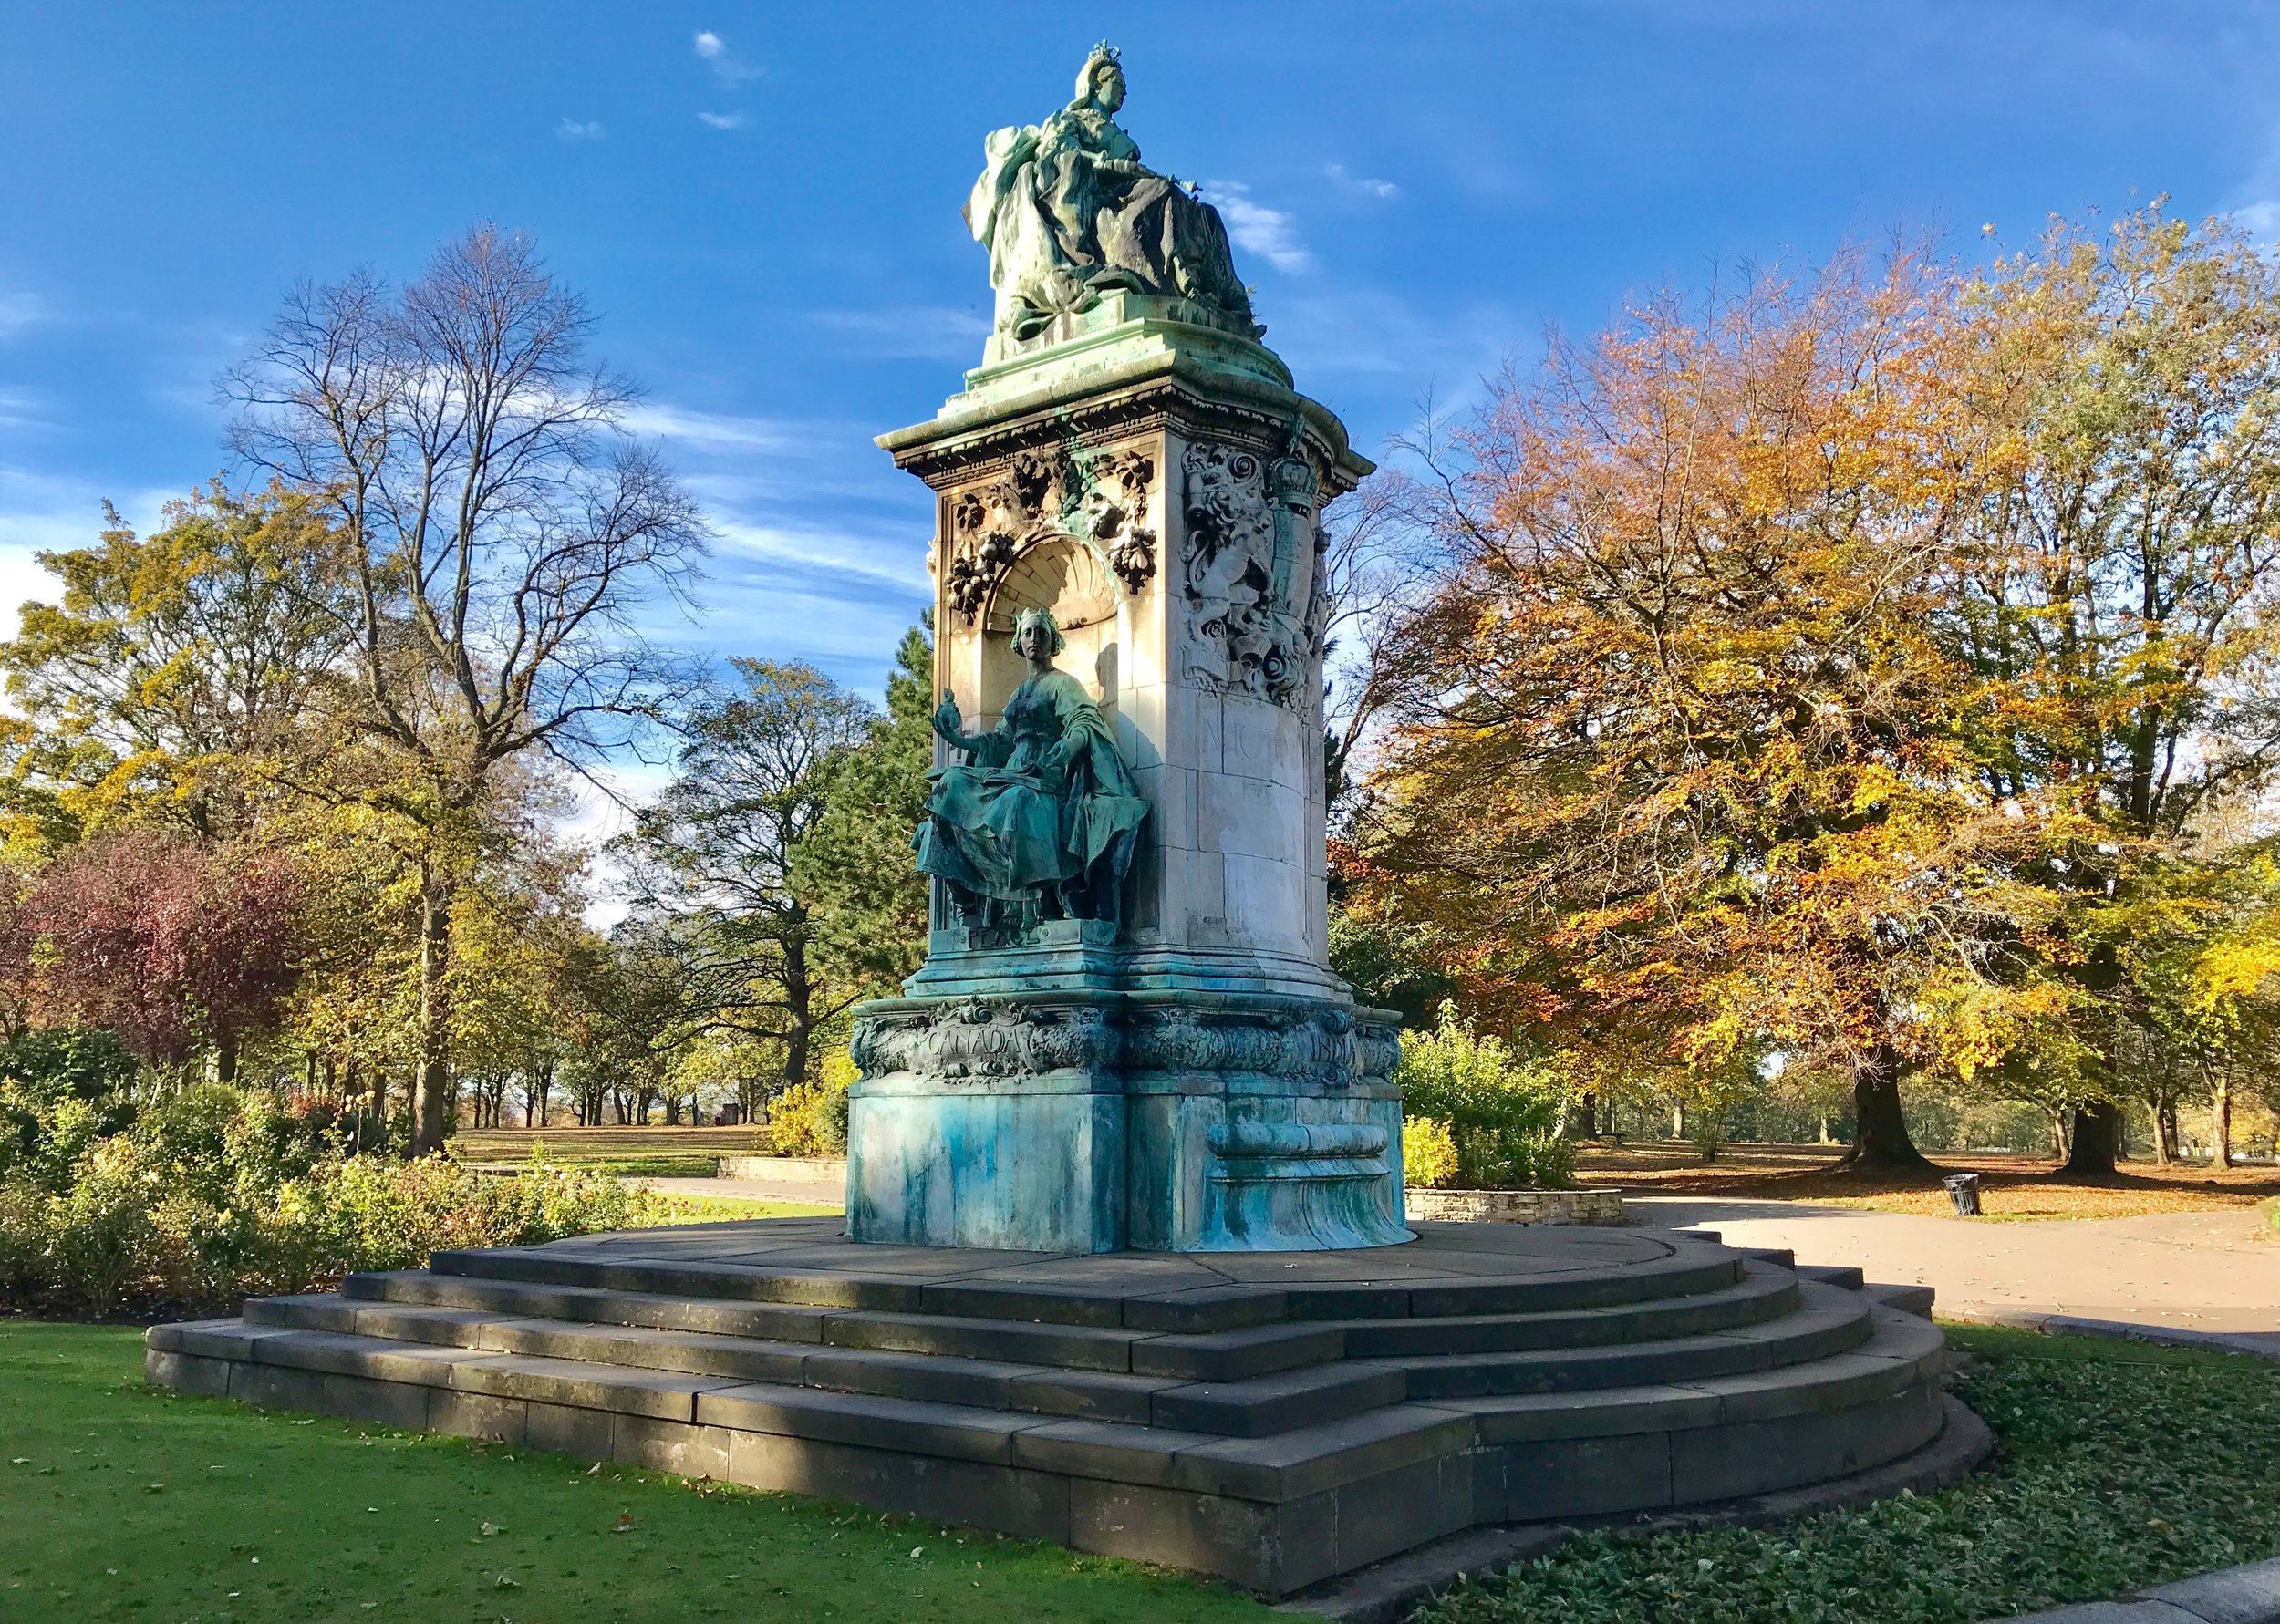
[1630,1195,2280,1352]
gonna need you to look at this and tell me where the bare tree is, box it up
[225,225,706,1153]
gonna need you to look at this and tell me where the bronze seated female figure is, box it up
[914,607,1149,935]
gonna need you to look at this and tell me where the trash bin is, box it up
[1943,1172,1982,1216]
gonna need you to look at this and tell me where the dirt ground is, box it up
[1579,1141,2280,1219]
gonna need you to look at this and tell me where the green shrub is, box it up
[0,1083,662,1318]
[1402,1115,1462,1188]
[756,1050,853,1157]
[1395,1003,1574,1189]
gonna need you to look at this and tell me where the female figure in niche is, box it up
[916,606,1149,930]
[966,43,1260,343]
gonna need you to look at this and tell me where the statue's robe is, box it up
[916,670,1148,907]
[966,106,1258,342]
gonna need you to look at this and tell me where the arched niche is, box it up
[980,533,1121,721]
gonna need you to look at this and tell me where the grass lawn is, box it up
[645,1195,843,1223]
[1416,1324,2280,1624]
[0,1319,1271,1624]
[1578,1143,2280,1219]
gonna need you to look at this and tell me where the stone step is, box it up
[1340,1267,1798,1357]
[341,1259,1769,1386]
[236,1277,1870,1436]
[149,1217,1959,1598]
[419,1239,1748,1331]
[148,1303,1940,1503]
[1397,1286,1874,1400]
[1867,1281,1937,1318]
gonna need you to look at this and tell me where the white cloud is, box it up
[0,293,46,340]
[697,111,747,131]
[1205,181,1314,274]
[0,388,47,429]
[1325,162,1399,201]
[621,403,808,453]
[555,118,606,142]
[692,28,761,84]
[2236,199,2280,243]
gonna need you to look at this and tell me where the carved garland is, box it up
[943,443,1159,626]
[849,998,1398,1087]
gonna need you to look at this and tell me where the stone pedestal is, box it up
[847,297,1408,1253]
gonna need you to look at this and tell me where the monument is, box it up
[145,54,1975,1598]
[844,41,1408,1254]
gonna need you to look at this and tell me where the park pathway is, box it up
[1629,1195,2280,1353]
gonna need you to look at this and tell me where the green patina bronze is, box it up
[966,42,1260,346]
[914,606,1148,930]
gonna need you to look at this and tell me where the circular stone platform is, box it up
[146,1218,1962,1596]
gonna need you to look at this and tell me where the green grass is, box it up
[644,1195,842,1223]
[1416,1324,2280,1624]
[0,1320,1270,1624]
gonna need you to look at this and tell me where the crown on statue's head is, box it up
[1076,40,1124,98]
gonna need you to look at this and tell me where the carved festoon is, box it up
[944,443,1157,625]
[852,996,1398,1090]
[1178,439,1323,709]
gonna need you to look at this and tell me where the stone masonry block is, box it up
[1670,1382,1942,1504]
[1068,1474,1332,1596]
[144,1349,233,1399]
[523,1400,617,1461]
[426,1390,527,1445]
[614,1416,736,1480]
[699,1382,1043,1464]
[1500,1430,1675,1521]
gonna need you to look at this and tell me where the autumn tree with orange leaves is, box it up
[1354,250,2068,1171]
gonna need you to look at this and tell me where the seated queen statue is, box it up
[965,43,1262,345]
[915,607,1150,931]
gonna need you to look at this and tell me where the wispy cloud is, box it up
[0,388,47,429]
[809,305,991,363]
[696,111,746,131]
[621,403,808,453]
[693,28,762,85]
[1325,162,1399,201]
[1205,181,1314,274]
[0,293,47,340]
[556,118,606,143]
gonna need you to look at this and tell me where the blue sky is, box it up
[4,2,2278,705]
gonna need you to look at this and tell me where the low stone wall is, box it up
[717,1154,846,1190]
[1404,1186,1626,1226]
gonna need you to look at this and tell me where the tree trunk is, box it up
[782,929,814,1088]
[2212,1077,2233,1171]
[2150,1102,2171,1167]
[409,864,455,1156]
[1818,1114,1832,1144]
[2063,1101,2124,1175]
[1577,1092,1598,1138]
[1835,1047,1935,1172]
[1670,1102,1685,1141]
[213,1033,239,1086]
